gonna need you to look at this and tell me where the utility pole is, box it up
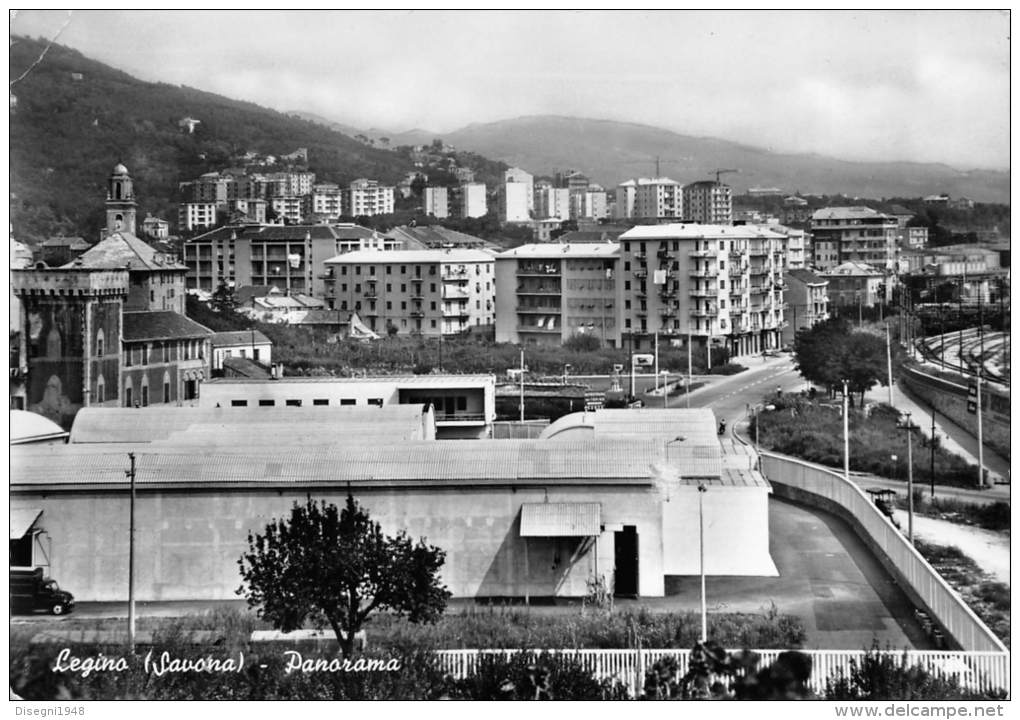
[686,331,692,409]
[630,352,636,401]
[976,372,985,488]
[654,331,659,394]
[126,452,137,652]
[929,406,936,499]
[903,412,914,544]
[842,379,850,483]
[519,349,525,423]
[698,482,708,643]
[885,321,894,405]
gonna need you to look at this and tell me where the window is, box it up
[401,265,406,274]
[720,260,726,270]
[163,372,171,403]
[431,319,437,328]
[368,398,384,407]
[625,300,631,309]
[355,284,361,293]
[258,399,276,407]
[386,301,392,310]
[163,342,170,362]
[476,300,480,309]
[386,284,392,292]
[285,399,302,407]
[313,398,329,406]
[355,266,361,275]
[625,319,632,328]
[231,400,248,407]
[431,283,436,292]
[96,375,105,403]
[141,384,149,407]
[125,386,133,407]
[624,261,630,271]
[340,398,356,406]
[340,301,348,311]
[401,301,407,310]
[386,266,392,275]
[150,290,155,302]
[125,347,133,367]
[456,396,467,411]
[430,301,436,310]
[341,283,348,293]
[624,281,631,290]
[401,284,406,292]
[96,330,104,357]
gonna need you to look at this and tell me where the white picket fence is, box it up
[434,648,1010,698]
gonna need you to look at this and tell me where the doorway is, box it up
[614,525,639,597]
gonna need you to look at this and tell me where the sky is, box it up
[10,9,1011,170]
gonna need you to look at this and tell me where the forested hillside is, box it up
[9,37,419,243]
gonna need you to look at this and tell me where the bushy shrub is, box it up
[448,651,628,700]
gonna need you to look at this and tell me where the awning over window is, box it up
[10,509,42,539]
[520,503,601,537]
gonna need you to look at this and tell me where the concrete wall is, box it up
[661,486,777,576]
[13,484,665,603]
[761,452,1007,653]
[899,367,1010,460]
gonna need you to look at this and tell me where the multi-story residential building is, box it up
[267,171,316,197]
[904,226,929,249]
[499,181,531,222]
[534,182,570,222]
[494,243,619,346]
[184,223,401,295]
[810,206,898,272]
[569,189,609,221]
[178,202,218,232]
[782,268,829,344]
[269,195,304,224]
[142,214,170,240]
[306,183,344,220]
[121,311,212,408]
[424,186,450,219]
[180,172,234,208]
[504,167,534,214]
[227,198,267,224]
[347,178,395,216]
[557,170,591,193]
[617,224,787,357]
[682,181,732,224]
[386,225,488,250]
[456,182,488,218]
[615,178,683,220]
[323,249,495,336]
[771,224,807,269]
[822,261,890,309]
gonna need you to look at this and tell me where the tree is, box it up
[794,318,897,403]
[210,281,238,315]
[237,494,450,657]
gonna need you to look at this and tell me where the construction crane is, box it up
[618,156,689,178]
[713,168,739,184]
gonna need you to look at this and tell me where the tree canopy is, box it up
[793,317,899,403]
[237,494,450,656]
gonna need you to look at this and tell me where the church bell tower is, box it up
[105,162,137,237]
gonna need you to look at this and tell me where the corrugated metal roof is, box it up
[325,248,494,265]
[520,503,601,536]
[69,405,429,444]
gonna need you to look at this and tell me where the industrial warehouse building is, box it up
[10,408,774,603]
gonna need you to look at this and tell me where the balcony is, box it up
[749,284,769,294]
[660,308,677,318]
[516,286,561,295]
[634,269,648,279]
[635,287,647,298]
[659,288,677,299]
[410,310,425,318]
[365,275,378,284]
[690,306,719,317]
[516,264,560,277]
[517,325,560,334]
[517,307,561,314]
[689,268,714,278]
[364,290,378,299]
[411,276,424,284]
[633,252,647,262]
[444,308,471,318]
[690,286,716,297]
[689,249,715,258]
[444,286,470,300]
[434,412,486,425]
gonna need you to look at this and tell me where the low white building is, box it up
[210,330,274,371]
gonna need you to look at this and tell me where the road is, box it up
[673,353,805,424]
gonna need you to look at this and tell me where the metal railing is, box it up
[434,648,1009,698]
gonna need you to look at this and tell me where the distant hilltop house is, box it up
[178,117,201,134]
[281,148,308,164]
[142,214,170,240]
[70,72,84,81]
[747,187,784,197]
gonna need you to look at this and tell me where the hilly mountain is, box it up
[8,37,423,243]
[420,116,1010,203]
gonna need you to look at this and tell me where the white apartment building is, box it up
[424,186,450,219]
[229,198,267,224]
[569,190,609,221]
[681,181,732,225]
[178,202,218,232]
[772,224,807,269]
[270,196,304,224]
[504,167,534,214]
[615,178,683,220]
[534,184,571,222]
[323,248,495,337]
[308,183,344,219]
[347,179,396,217]
[458,183,488,218]
[500,182,531,222]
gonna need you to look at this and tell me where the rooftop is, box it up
[10,410,68,445]
[122,311,213,341]
[786,268,827,285]
[386,225,488,249]
[187,223,379,244]
[204,374,494,386]
[496,242,620,259]
[68,232,187,271]
[619,224,786,241]
[811,206,892,222]
[325,248,495,265]
[618,177,681,187]
[210,330,272,346]
[822,261,886,277]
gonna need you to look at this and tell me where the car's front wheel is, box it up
[51,603,65,616]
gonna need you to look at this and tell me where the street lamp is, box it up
[562,363,572,386]
[125,452,137,652]
[697,482,708,643]
[842,379,850,483]
[896,412,919,544]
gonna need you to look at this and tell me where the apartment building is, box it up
[494,243,620,346]
[822,261,890,308]
[499,181,531,222]
[424,186,450,219]
[347,179,396,217]
[569,189,609,221]
[184,223,401,295]
[534,182,571,222]
[269,196,304,224]
[504,167,534,214]
[323,249,495,336]
[810,206,898,272]
[615,178,683,220]
[782,268,829,344]
[681,181,733,224]
[228,198,267,224]
[617,224,787,358]
[142,215,170,240]
[769,224,808,270]
[307,183,344,219]
[456,182,488,218]
[178,202,218,232]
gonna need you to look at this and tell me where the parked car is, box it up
[10,568,75,615]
